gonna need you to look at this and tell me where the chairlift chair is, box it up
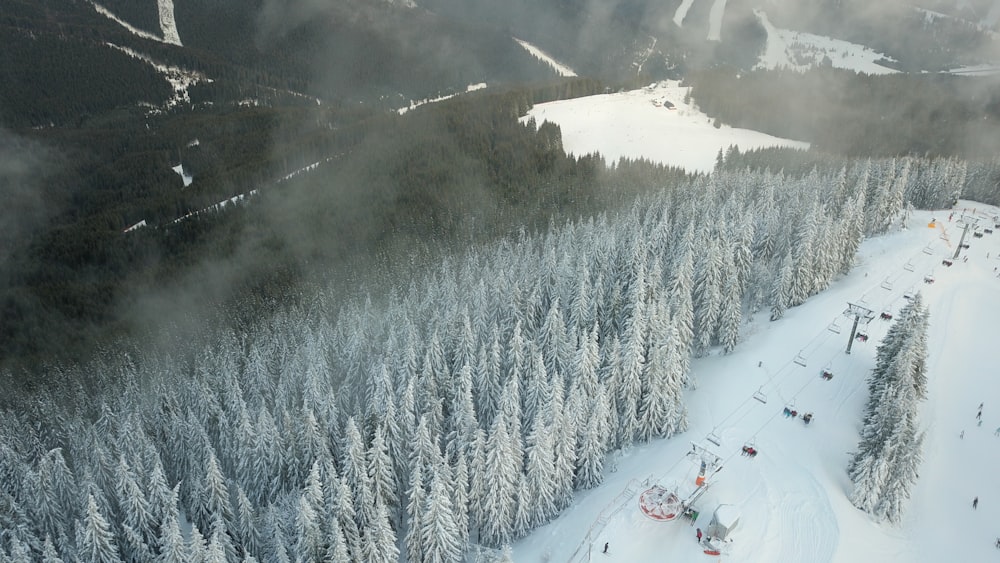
[793,351,807,367]
[904,260,915,272]
[705,429,722,447]
[752,387,767,404]
[880,277,893,290]
[827,319,841,334]
[922,244,934,255]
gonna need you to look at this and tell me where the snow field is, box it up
[515,203,1000,562]
[522,81,809,174]
[753,9,898,75]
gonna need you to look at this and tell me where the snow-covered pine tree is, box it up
[849,294,929,522]
[79,494,122,563]
[422,466,464,563]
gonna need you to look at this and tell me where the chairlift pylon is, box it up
[752,387,767,404]
[793,350,807,367]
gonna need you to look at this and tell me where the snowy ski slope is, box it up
[514,205,1000,562]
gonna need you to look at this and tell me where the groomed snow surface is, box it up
[523,81,809,174]
[514,203,1000,562]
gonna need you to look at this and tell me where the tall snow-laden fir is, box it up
[0,155,969,560]
[849,293,929,523]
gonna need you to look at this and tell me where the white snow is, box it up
[397,83,488,115]
[707,0,729,41]
[157,0,182,46]
[513,38,578,77]
[673,0,697,27]
[515,203,1000,562]
[522,81,809,173]
[754,9,899,75]
[123,219,147,233]
[171,163,193,187]
[90,2,163,43]
[105,43,210,108]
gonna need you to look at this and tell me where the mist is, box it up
[0,130,55,274]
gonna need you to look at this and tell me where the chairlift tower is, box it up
[844,302,876,354]
[953,216,978,260]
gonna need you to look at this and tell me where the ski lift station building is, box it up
[706,504,740,541]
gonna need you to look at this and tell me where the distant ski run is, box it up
[158,0,182,46]
[673,0,696,27]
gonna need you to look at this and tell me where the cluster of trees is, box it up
[0,154,970,560]
[0,82,629,373]
[687,67,1000,159]
[848,294,929,523]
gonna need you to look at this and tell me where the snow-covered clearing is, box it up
[754,9,898,75]
[515,204,1000,562]
[105,43,209,108]
[171,163,193,187]
[513,38,577,77]
[157,0,182,46]
[707,0,728,41]
[397,83,487,115]
[522,81,809,173]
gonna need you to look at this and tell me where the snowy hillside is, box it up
[754,9,898,75]
[523,81,809,173]
[514,205,1000,562]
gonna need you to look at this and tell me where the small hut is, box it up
[705,504,740,541]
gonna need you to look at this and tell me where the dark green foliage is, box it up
[687,67,1000,158]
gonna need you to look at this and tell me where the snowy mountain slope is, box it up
[515,203,1000,562]
[523,81,809,173]
[754,9,899,74]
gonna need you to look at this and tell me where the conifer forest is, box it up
[0,155,984,561]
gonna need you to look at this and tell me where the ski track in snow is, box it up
[90,1,163,43]
[158,0,182,46]
[523,81,809,173]
[513,38,577,77]
[673,0,696,26]
[706,0,728,41]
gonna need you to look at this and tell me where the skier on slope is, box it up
[973,497,979,509]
